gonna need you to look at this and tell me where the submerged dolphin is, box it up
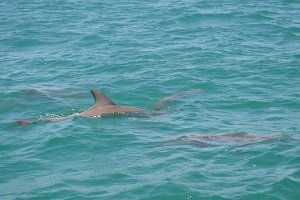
[16,89,202,126]
[163,133,277,147]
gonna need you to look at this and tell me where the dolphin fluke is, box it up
[90,89,116,107]
[153,89,204,111]
[15,118,33,127]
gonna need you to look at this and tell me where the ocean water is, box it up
[1,0,300,199]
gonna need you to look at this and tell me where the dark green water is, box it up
[1,0,300,199]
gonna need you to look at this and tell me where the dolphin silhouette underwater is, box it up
[16,89,202,127]
[162,132,282,147]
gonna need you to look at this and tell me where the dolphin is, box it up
[80,89,150,117]
[16,89,202,127]
[163,133,276,147]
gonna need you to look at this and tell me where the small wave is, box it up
[269,175,300,200]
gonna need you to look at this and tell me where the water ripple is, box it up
[1,0,300,199]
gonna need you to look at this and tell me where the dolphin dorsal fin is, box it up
[90,89,116,107]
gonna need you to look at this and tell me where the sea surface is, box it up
[1,0,300,199]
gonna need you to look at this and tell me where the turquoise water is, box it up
[1,0,300,199]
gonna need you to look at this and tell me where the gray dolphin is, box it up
[16,89,202,127]
[80,89,150,117]
[163,133,276,147]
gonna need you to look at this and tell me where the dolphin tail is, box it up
[153,89,204,111]
[15,113,80,127]
[15,118,34,127]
